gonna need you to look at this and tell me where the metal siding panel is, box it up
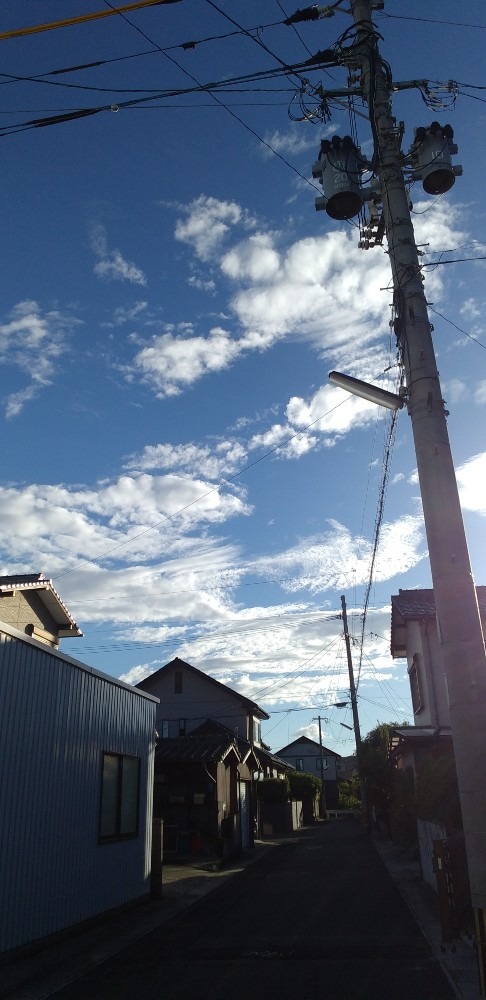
[0,630,156,954]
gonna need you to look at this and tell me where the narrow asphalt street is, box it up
[53,819,456,1000]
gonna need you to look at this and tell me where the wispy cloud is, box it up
[0,300,78,418]
[260,128,320,159]
[174,194,254,261]
[248,516,426,594]
[90,223,147,285]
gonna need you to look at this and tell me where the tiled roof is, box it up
[155,735,239,764]
[190,720,291,772]
[254,745,295,771]
[391,587,486,619]
[0,572,82,636]
[390,586,486,658]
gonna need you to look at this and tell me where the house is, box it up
[0,573,83,647]
[276,736,341,809]
[336,754,358,781]
[0,594,157,957]
[388,587,486,934]
[388,587,486,775]
[136,657,291,853]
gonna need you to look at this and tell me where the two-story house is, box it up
[276,736,341,809]
[388,588,486,772]
[136,656,291,855]
[389,587,486,928]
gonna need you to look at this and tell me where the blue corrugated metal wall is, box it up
[0,627,156,954]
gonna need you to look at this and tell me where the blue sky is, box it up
[2,1,485,755]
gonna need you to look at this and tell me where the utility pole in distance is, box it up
[317,714,327,818]
[341,595,367,822]
[333,2,486,989]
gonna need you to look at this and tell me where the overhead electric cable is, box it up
[0,0,181,41]
[378,13,486,30]
[356,403,400,692]
[428,306,486,351]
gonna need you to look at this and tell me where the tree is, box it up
[359,721,409,834]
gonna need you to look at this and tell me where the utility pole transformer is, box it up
[342,0,486,988]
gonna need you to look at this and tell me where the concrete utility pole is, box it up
[317,714,328,817]
[345,1,486,989]
[341,595,367,821]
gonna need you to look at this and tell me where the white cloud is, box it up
[260,128,319,159]
[90,223,147,285]
[248,516,425,595]
[123,199,462,409]
[443,378,467,404]
[456,452,486,516]
[460,298,481,319]
[0,472,251,575]
[187,275,216,292]
[474,382,486,405]
[174,195,252,261]
[221,234,281,282]
[103,301,148,326]
[129,324,242,397]
[126,439,248,479]
[0,300,77,417]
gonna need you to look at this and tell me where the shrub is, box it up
[288,771,321,801]
[257,777,290,803]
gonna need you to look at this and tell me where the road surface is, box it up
[54,819,456,999]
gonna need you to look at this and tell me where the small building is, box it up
[276,736,341,809]
[137,657,291,852]
[0,609,157,957]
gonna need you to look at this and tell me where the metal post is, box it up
[349,0,486,984]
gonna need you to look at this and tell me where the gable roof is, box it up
[192,718,292,772]
[277,735,341,758]
[0,573,82,637]
[155,734,240,765]
[391,587,486,657]
[136,656,269,720]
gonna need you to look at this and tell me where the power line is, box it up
[0,0,181,41]
[378,13,486,31]
[428,305,486,351]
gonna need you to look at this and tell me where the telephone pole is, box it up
[326,2,486,989]
[341,595,367,822]
[317,715,327,818]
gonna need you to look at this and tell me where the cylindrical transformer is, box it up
[315,139,363,220]
[414,130,455,195]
